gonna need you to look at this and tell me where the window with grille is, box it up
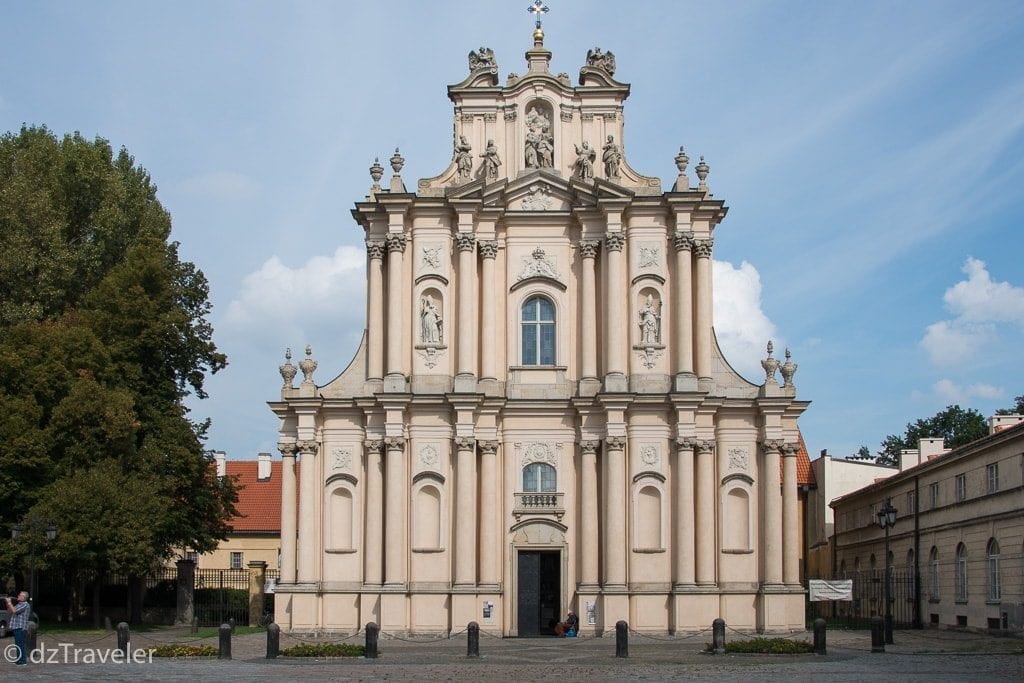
[520,296,556,366]
[230,551,243,570]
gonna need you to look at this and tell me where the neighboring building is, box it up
[830,417,1024,632]
[269,24,810,635]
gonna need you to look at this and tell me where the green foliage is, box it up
[148,644,218,657]
[876,405,988,466]
[995,395,1024,416]
[856,445,871,459]
[706,638,814,654]
[280,642,367,657]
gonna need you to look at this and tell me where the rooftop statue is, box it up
[467,47,497,72]
[586,47,616,77]
[454,135,473,181]
[573,141,596,180]
[602,135,621,178]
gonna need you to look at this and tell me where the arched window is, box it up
[987,538,1001,602]
[955,543,968,602]
[521,296,556,365]
[928,547,939,600]
[522,462,556,492]
[839,559,847,579]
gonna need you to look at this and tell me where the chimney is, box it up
[899,448,920,471]
[919,437,948,459]
[989,414,1024,434]
[257,452,272,480]
[214,451,227,477]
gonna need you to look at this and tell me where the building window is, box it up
[906,490,916,514]
[928,547,939,600]
[986,463,999,494]
[522,462,556,492]
[955,543,968,602]
[987,539,1001,602]
[520,296,556,365]
[955,474,966,502]
[929,482,939,509]
[230,552,243,570]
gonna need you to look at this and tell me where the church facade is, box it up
[270,26,808,635]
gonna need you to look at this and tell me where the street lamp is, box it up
[12,516,57,603]
[876,497,897,644]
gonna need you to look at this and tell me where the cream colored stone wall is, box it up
[198,535,280,571]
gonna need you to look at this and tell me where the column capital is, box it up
[455,232,476,252]
[781,442,799,457]
[579,240,601,259]
[478,440,499,454]
[605,436,626,450]
[693,238,714,259]
[604,232,625,252]
[277,441,297,456]
[296,439,318,455]
[760,439,785,454]
[673,231,695,252]
[366,240,386,260]
[675,436,699,451]
[580,440,601,454]
[695,439,715,455]
[478,240,498,259]
[385,232,407,253]
[454,436,476,451]
[364,439,384,453]
[384,436,406,451]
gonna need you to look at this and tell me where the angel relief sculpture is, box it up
[524,107,554,169]
[467,47,496,72]
[585,47,616,77]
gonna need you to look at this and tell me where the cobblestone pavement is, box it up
[2,626,1020,681]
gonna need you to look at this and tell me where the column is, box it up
[385,233,406,380]
[366,241,385,381]
[455,232,476,382]
[478,241,498,380]
[296,439,318,583]
[579,441,601,586]
[384,437,406,585]
[761,440,783,585]
[579,241,600,381]
[693,238,713,381]
[672,232,694,377]
[363,439,384,585]
[695,439,716,585]
[782,442,800,585]
[604,233,626,382]
[478,441,499,585]
[673,438,696,586]
[279,442,297,583]
[454,436,477,585]
[603,436,627,587]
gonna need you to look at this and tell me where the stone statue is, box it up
[573,142,596,180]
[639,294,660,345]
[524,107,553,169]
[467,47,496,72]
[480,139,502,179]
[586,47,616,77]
[420,296,442,345]
[524,132,539,168]
[537,134,553,168]
[454,135,473,181]
[602,135,621,178]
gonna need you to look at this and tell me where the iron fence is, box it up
[807,569,917,629]
[194,568,251,626]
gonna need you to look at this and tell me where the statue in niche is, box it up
[468,47,496,72]
[454,135,473,181]
[480,139,502,179]
[602,135,622,178]
[586,47,616,77]
[639,294,661,345]
[420,295,443,345]
[524,106,553,169]
[573,142,596,180]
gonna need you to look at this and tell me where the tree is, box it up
[856,445,871,459]
[0,126,236,610]
[995,395,1024,416]
[876,405,988,466]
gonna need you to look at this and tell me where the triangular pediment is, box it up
[502,172,576,212]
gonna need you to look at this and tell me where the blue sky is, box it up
[3,1,1023,460]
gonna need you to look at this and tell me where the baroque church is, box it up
[270,21,808,636]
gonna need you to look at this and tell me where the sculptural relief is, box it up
[640,445,660,467]
[419,445,439,467]
[585,47,616,76]
[638,244,660,271]
[521,185,553,211]
[420,245,441,271]
[728,447,749,472]
[602,135,621,178]
[524,106,554,169]
[331,447,352,471]
[516,247,560,282]
[420,295,443,345]
[467,47,496,72]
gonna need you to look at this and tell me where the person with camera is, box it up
[5,592,31,665]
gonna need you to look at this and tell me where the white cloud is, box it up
[920,258,1023,364]
[225,246,366,330]
[713,259,779,380]
[178,170,259,201]
[932,379,1004,403]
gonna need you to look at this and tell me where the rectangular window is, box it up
[930,482,939,509]
[539,323,555,365]
[906,490,916,514]
[955,474,966,502]
[230,552,243,570]
[521,324,537,365]
[986,463,999,494]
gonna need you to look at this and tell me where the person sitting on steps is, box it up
[554,610,578,637]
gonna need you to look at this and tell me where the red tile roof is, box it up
[225,460,298,534]
[796,432,815,486]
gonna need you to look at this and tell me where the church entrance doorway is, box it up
[516,550,561,636]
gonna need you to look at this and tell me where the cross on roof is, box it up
[528,0,549,27]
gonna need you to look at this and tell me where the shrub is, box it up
[706,638,813,654]
[280,642,366,657]
[148,644,218,657]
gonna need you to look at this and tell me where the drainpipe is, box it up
[913,475,921,629]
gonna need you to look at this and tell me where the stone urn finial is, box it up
[369,157,384,189]
[695,155,710,191]
[299,344,317,385]
[780,347,798,388]
[761,340,779,384]
[390,148,404,175]
[675,146,689,175]
[279,347,297,389]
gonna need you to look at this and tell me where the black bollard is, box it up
[229,617,236,634]
[467,621,480,658]
[870,616,885,653]
[365,621,379,659]
[116,621,130,656]
[813,618,827,655]
[884,613,893,645]
[615,620,628,658]
[712,618,726,655]
[26,622,38,659]
[219,622,232,660]
[266,622,280,659]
